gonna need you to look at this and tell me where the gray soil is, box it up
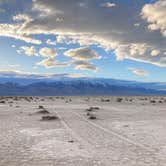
[0,96,166,166]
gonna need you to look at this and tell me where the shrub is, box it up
[38,105,44,109]
[89,115,97,120]
[41,116,59,121]
[116,98,123,102]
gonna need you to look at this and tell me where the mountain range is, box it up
[0,76,166,96]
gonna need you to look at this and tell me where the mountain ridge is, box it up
[0,77,166,96]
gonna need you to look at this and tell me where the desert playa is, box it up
[0,96,166,166]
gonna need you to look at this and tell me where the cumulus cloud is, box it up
[37,58,69,68]
[18,46,38,56]
[17,46,57,58]
[64,47,101,61]
[0,0,166,68]
[72,60,97,71]
[129,68,149,76]
[46,39,56,45]
[141,0,166,37]
[39,47,57,58]
[151,49,160,56]
[37,57,97,71]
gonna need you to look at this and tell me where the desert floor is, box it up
[0,96,166,166]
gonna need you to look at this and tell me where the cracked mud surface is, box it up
[0,96,166,166]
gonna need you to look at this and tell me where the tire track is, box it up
[55,110,95,151]
[75,111,155,151]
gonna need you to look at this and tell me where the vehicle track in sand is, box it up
[53,108,165,165]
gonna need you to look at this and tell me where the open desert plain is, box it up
[0,96,166,166]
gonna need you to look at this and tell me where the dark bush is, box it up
[41,116,59,121]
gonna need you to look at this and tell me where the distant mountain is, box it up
[0,77,166,96]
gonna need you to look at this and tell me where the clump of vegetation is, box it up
[37,105,50,114]
[68,140,74,143]
[37,110,50,114]
[116,98,123,102]
[0,101,5,104]
[86,106,100,112]
[88,115,97,120]
[150,100,156,103]
[101,98,110,102]
[38,105,44,109]
[41,115,59,121]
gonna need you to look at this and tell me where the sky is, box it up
[0,0,166,82]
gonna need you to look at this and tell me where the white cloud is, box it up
[129,68,149,76]
[37,58,69,68]
[18,46,38,56]
[151,49,160,56]
[72,60,97,71]
[46,39,56,45]
[0,24,42,44]
[0,0,165,68]
[101,2,116,8]
[141,0,166,37]
[0,70,85,79]
[64,47,101,61]
[39,47,57,58]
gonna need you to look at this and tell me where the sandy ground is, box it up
[0,96,166,166]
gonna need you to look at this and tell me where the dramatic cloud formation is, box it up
[129,68,149,76]
[0,0,166,70]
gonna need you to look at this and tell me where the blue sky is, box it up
[0,0,166,82]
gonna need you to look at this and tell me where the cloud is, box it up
[151,49,160,56]
[17,46,38,56]
[64,47,101,61]
[72,60,97,71]
[39,47,57,58]
[129,68,149,76]
[101,2,116,8]
[17,46,57,58]
[37,58,69,68]
[0,0,166,67]
[141,0,166,37]
[46,39,56,45]
[37,57,97,71]
[0,70,85,79]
